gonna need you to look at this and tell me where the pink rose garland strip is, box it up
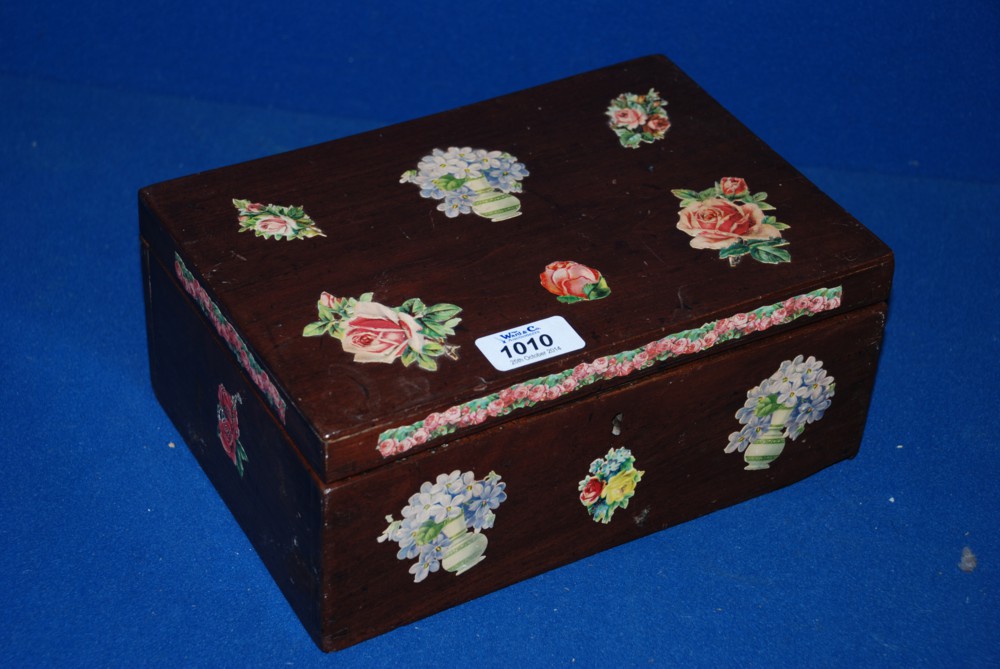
[376,286,842,457]
[232,199,326,241]
[673,177,790,267]
[174,254,288,422]
[539,261,611,304]
[606,89,671,148]
[216,384,249,477]
[303,293,462,371]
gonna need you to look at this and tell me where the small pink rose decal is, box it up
[303,293,462,371]
[233,199,325,240]
[672,178,791,266]
[540,261,611,304]
[607,89,671,148]
[217,384,248,476]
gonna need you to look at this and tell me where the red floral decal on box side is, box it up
[217,384,249,476]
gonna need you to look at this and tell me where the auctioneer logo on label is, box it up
[475,316,585,372]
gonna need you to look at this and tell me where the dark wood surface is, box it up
[140,55,892,483]
[319,302,887,650]
[145,224,886,649]
[143,244,325,640]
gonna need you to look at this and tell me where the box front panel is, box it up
[320,303,885,650]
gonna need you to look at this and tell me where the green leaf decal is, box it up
[719,242,750,259]
[424,303,462,321]
[748,243,792,264]
[583,277,612,301]
[302,321,327,337]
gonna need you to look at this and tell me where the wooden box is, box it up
[139,55,893,651]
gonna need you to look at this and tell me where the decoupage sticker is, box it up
[232,199,326,240]
[606,88,671,148]
[672,178,790,266]
[399,147,528,221]
[378,470,507,583]
[726,355,835,470]
[302,292,462,371]
[578,448,644,524]
[175,254,287,422]
[216,384,248,476]
[540,261,611,303]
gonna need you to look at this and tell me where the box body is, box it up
[140,55,892,650]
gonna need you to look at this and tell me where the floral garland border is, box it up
[174,253,287,423]
[376,286,843,457]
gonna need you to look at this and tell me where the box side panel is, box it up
[142,241,325,646]
[318,303,885,650]
[139,197,329,478]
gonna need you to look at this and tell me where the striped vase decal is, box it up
[467,177,522,221]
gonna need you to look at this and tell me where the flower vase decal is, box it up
[216,384,248,476]
[672,177,790,266]
[303,292,462,371]
[378,470,507,583]
[726,355,835,470]
[606,89,671,148]
[578,448,644,524]
[540,261,611,304]
[232,199,325,240]
[400,147,529,221]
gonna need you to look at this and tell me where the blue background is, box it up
[2,1,998,665]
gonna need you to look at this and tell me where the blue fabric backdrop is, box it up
[2,1,998,666]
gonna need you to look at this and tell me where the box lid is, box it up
[140,55,893,483]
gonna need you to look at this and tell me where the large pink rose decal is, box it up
[303,292,462,371]
[340,301,426,364]
[539,261,611,303]
[672,178,791,266]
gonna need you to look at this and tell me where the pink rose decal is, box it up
[216,384,248,476]
[607,89,671,148]
[539,260,611,304]
[341,301,425,364]
[254,214,299,237]
[672,179,791,266]
[719,177,749,196]
[678,198,775,249]
[613,107,647,129]
[303,292,462,371]
[232,199,325,240]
